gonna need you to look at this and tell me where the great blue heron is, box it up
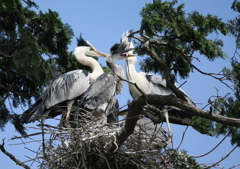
[79,43,134,123]
[20,35,107,127]
[119,30,195,146]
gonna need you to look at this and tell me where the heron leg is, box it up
[58,99,75,128]
[65,99,75,127]
[163,107,173,149]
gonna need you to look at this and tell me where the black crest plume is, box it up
[76,33,91,47]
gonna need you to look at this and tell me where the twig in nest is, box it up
[10,132,44,140]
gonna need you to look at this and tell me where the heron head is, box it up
[109,43,135,61]
[119,30,136,59]
[75,34,107,57]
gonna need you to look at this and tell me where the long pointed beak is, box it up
[118,109,128,116]
[123,47,135,53]
[120,53,136,57]
[95,50,107,57]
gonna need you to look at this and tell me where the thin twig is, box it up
[191,134,229,158]
[10,132,45,140]
[205,145,238,169]
[229,163,240,169]
[41,120,47,161]
[176,125,190,150]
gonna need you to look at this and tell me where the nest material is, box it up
[19,114,200,169]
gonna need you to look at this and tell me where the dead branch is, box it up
[0,138,30,169]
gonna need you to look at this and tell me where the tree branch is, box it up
[106,94,240,153]
[143,37,189,102]
[141,94,240,127]
[191,134,229,158]
[0,138,30,169]
[205,144,238,169]
[105,100,144,153]
[0,84,39,98]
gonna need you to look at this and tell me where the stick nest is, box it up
[16,114,201,169]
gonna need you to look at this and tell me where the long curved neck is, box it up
[125,57,143,99]
[75,48,104,80]
[125,57,138,83]
[106,56,124,94]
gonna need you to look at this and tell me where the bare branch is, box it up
[105,102,144,153]
[170,67,189,72]
[107,94,240,153]
[205,144,238,169]
[0,138,30,169]
[176,125,190,150]
[10,132,44,140]
[229,164,240,169]
[41,120,47,161]
[191,134,229,158]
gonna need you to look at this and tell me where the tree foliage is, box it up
[123,0,240,147]
[0,0,106,135]
[1,0,240,168]
[137,0,228,79]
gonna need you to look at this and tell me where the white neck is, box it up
[125,56,147,99]
[74,47,104,80]
[125,57,138,82]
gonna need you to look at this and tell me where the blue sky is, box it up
[1,1,239,168]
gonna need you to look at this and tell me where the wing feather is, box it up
[43,70,90,108]
[146,73,194,104]
[81,73,116,111]
[21,70,91,123]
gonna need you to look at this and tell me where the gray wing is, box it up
[146,73,194,105]
[43,70,91,108]
[136,118,168,149]
[106,97,119,123]
[114,65,124,95]
[145,73,172,96]
[145,73,167,89]
[81,73,117,111]
[21,70,91,123]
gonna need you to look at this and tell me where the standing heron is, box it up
[79,43,134,123]
[20,35,107,127]
[119,30,194,146]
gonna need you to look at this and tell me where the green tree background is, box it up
[1,0,240,168]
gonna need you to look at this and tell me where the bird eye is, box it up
[90,46,96,51]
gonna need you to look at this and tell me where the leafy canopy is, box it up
[0,0,107,135]
[137,0,228,79]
